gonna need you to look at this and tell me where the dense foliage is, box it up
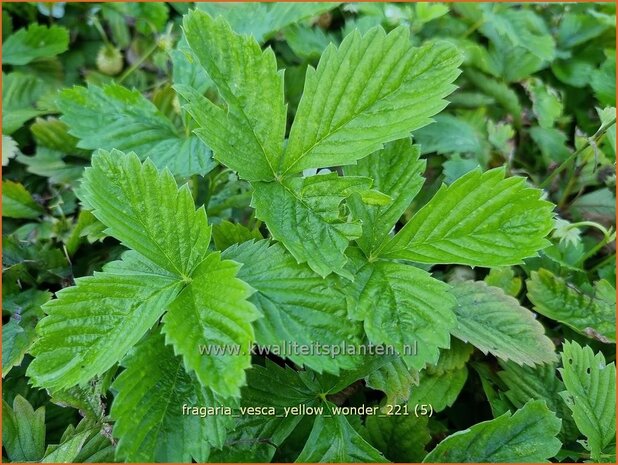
[2,2,616,463]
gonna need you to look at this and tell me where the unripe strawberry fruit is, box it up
[96,45,123,76]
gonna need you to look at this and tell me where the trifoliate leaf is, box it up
[450,281,556,366]
[27,252,183,390]
[58,84,213,177]
[347,253,457,370]
[111,331,233,462]
[281,28,462,175]
[251,174,373,277]
[222,240,363,374]
[196,2,338,42]
[2,395,46,462]
[295,407,387,463]
[559,341,616,461]
[2,23,69,65]
[409,339,474,412]
[527,269,616,343]
[2,180,43,219]
[180,11,286,182]
[162,253,259,398]
[380,168,554,265]
[423,400,562,462]
[345,139,425,254]
[79,149,211,278]
[365,413,430,462]
[365,357,419,406]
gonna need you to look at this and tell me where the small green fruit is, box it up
[96,45,123,76]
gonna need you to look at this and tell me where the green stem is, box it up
[91,16,111,47]
[576,230,616,267]
[569,221,610,237]
[557,166,578,209]
[117,42,158,84]
[541,117,616,189]
[462,18,484,38]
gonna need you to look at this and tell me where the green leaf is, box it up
[466,69,523,126]
[30,116,82,154]
[221,360,313,462]
[58,84,214,177]
[423,400,562,463]
[527,270,616,343]
[498,360,579,440]
[162,252,259,398]
[591,54,616,107]
[347,253,457,370]
[42,426,91,463]
[111,331,233,462]
[2,289,50,376]
[285,24,337,60]
[180,11,286,182]
[484,266,522,297]
[2,179,43,219]
[27,252,183,390]
[281,28,462,175]
[251,174,374,277]
[243,359,316,408]
[295,408,387,463]
[557,13,610,49]
[345,139,425,254]
[2,72,50,134]
[559,341,616,461]
[366,413,430,462]
[79,149,211,278]
[2,395,46,462]
[524,78,563,129]
[212,220,263,251]
[196,2,338,42]
[49,382,106,422]
[72,427,114,463]
[481,8,555,62]
[415,114,486,156]
[450,280,556,366]
[2,23,68,65]
[380,168,554,265]
[17,147,85,186]
[365,357,419,406]
[222,240,363,374]
[2,134,19,166]
[571,188,616,224]
[409,339,474,412]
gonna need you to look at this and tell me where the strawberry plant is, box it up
[2,3,616,463]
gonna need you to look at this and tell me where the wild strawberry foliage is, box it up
[2,3,616,463]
